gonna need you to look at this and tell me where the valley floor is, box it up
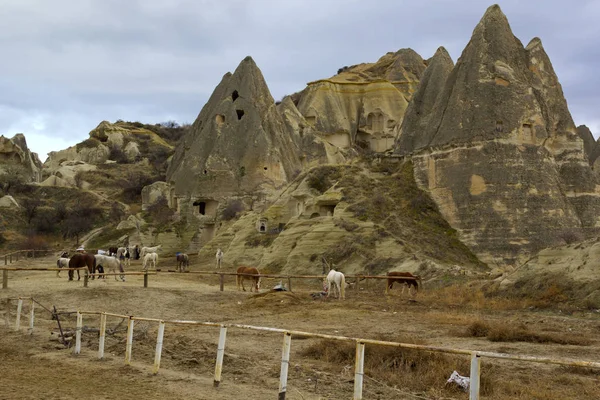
[1,255,599,399]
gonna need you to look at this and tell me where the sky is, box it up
[1,0,599,161]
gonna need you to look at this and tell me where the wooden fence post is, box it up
[98,313,107,359]
[219,274,224,291]
[15,298,23,331]
[287,277,292,292]
[278,332,292,400]
[153,321,165,374]
[125,317,134,365]
[83,270,89,288]
[144,271,148,288]
[74,312,82,355]
[470,352,481,400]
[28,299,34,335]
[213,325,228,387]
[353,341,365,399]
[2,269,7,289]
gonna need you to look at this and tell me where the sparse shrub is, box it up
[306,166,341,193]
[309,254,318,262]
[558,229,583,245]
[463,320,590,346]
[19,233,50,250]
[221,200,244,221]
[364,257,396,275]
[334,219,359,232]
[0,165,28,195]
[109,144,129,164]
[245,232,279,247]
[76,138,101,150]
[465,320,491,337]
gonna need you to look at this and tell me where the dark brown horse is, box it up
[68,253,96,281]
[108,246,118,256]
[385,271,422,295]
[236,266,261,292]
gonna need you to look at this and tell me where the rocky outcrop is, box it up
[0,134,42,182]
[394,4,600,265]
[141,181,170,210]
[395,47,454,154]
[577,125,599,165]
[0,195,20,209]
[167,56,304,224]
[44,142,110,172]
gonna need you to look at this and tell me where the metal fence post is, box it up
[74,312,82,355]
[470,352,481,400]
[125,317,134,365]
[278,332,292,400]
[15,298,23,331]
[353,341,365,399]
[213,325,228,387]
[153,321,165,374]
[28,299,34,335]
[98,313,107,359]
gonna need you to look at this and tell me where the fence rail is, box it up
[2,297,599,400]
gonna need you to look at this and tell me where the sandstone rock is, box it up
[116,215,145,230]
[124,141,140,161]
[167,56,303,225]
[141,181,170,210]
[394,4,600,265]
[45,143,110,171]
[395,47,454,155]
[0,195,20,208]
[38,175,72,188]
[577,125,600,165]
[0,134,43,182]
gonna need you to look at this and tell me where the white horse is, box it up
[216,248,224,269]
[143,252,158,271]
[116,247,130,267]
[326,269,347,300]
[56,257,69,277]
[140,245,162,260]
[97,249,109,256]
[94,254,126,281]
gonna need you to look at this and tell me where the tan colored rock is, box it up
[0,195,20,208]
[141,181,169,210]
[38,175,72,187]
[124,141,140,161]
[0,134,42,182]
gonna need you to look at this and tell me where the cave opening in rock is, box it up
[232,90,239,101]
[236,110,245,120]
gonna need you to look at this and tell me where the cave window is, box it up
[236,109,245,120]
[263,167,268,171]
[192,201,206,215]
[232,90,239,102]
[259,220,267,232]
[203,170,208,175]
[523,124,533,139]
[496,121,503,133]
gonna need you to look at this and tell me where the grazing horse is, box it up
[56,257,69,278]
[68,253,96,281]
[326,269,347,300]
[176,253,189,272]
[143,253,158,270]
[95,254,125,281]
[385,272,422,295]
[108,246,118,256]
[236,266,261,292]
[216,248,224,269]
[116,247,130,267]
[140,245,161,260]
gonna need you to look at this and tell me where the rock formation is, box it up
[394,4,600,265]
[0,134,43,182]
[294,49,427,153]
[577,125,600,165]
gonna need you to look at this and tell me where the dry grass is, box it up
[463,320,592,346]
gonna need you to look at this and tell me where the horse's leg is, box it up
[242,278,246,292]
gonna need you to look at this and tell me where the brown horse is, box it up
[176,253,189,272]
[236,266,261,292]
[385,271,422,295]
[68,253,96,281]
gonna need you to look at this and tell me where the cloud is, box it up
[1,0,599,163]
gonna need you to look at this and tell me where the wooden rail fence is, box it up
[3,297,600,400]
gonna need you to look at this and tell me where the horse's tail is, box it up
[56,259,60,268]
[340,273,346,300]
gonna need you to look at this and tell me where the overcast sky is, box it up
[1,0,599,161]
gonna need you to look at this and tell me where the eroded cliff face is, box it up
[294,49,427,153]
[395,4,600,265]
[0,134,42,182]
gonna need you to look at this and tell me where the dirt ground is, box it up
[1,254,599,399]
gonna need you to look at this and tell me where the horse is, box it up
[133,245,140,260]
[236,266,261,292]
[140,245,161,260]
[385,271,422,295]
[56,257,69,278]
[176,253,189,272]
[326,269,347,300]
[143,252,158,271]
[216,248,224,269]
[68,253,96,281]
[116,247,130,267]
[95,254,125,281]
[108,246,118,256]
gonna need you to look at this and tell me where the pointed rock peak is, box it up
[431,46,453,63]
[481,4,505,21]
[526,37,543,50]
[474,3,512,34]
